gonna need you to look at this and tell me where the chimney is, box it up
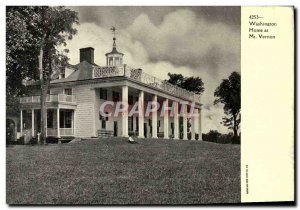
[79,47,94,64]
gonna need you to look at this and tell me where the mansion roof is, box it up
[23,35,201,104]
[51,61,95,83]
[48,61,201,104]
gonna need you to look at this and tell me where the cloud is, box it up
[65,22,149,67]
[202,104,230,133]
[127,9,240,72]
[70,6,241,31]
[64,8,240,134]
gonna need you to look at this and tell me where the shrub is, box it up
[17,136,25,145]
[203,130,240,144]
[29,138,38,145]
[203,130,222,143]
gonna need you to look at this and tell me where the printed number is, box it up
[249,15,259,19]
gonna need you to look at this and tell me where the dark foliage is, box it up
[166,73,204,95]
[203,130,240,144]
[214,72,241,138]
[6,6,79,144]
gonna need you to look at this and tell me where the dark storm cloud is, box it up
[69,6,240,72]
[70,6,240,30]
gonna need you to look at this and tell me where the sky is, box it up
[65,6,241,134]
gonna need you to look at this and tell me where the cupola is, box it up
[105,26,124,67]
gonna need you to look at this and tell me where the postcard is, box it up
[5,6,294,204]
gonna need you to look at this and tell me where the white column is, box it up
[122,86,129,137]
[20,109,23,136]
[138,90,144,138]
[57,108,60,138]
[31,109,35,137]
[198,108,202,141]
[152,95,158,138]
[174,101,179,139]
[163,98,169,139]
[183,104,188,140]
[191,108,197,140]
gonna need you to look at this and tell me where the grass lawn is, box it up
[6,138,240,204]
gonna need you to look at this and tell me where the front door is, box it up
[114,121,118,136]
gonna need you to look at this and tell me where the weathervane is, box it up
[110,26,117,39]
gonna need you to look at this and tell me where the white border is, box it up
[1,1,298,209]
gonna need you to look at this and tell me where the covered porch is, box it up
[20,108,76,138]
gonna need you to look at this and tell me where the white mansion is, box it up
[19,36,202,141]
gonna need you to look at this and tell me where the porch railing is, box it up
[92,65,201,103]
[46,128,74,137]
[20,94,75,103]
[60,128,74,136]
[46,128,57,137]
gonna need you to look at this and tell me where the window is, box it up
[100,88,107,100]
[109,57,113,66]
[60,68,65,79]
[65,111,72,128]
[112,91,120,102]
[115,57,119,66]
[60,110,72,128]
[64,88,72,95]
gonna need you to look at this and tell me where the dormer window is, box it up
[60,68,65,79]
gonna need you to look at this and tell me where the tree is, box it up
[6,6,79,144]
[166,73,184,87]
[6,7,40,115]
[214,72,241,142]
[166,73,204,95]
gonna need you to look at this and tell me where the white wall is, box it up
[73,84,95,138]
